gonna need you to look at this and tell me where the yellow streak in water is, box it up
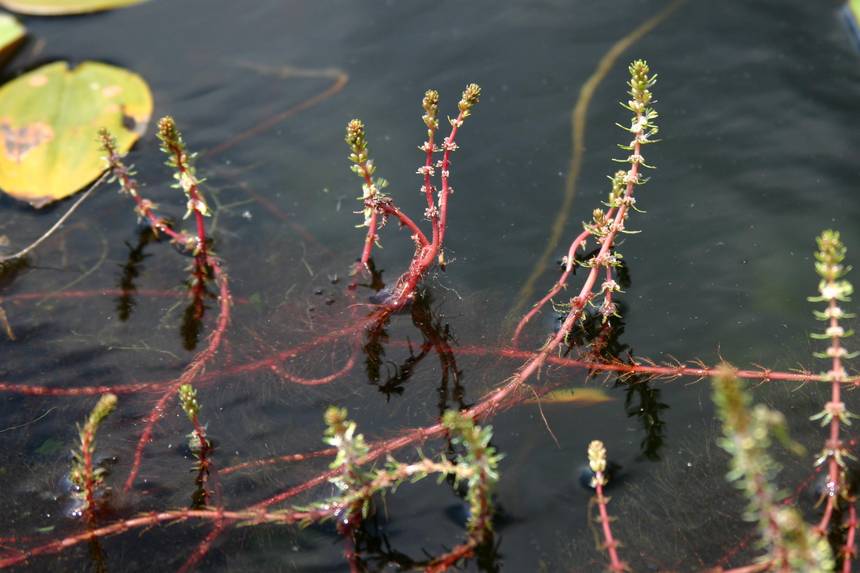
[525,387,613,405]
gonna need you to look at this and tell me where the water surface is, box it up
[1,1,859,571]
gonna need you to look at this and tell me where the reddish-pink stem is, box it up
[366,110,468,312]
[817,297,846,535]
[268,345,358,386]
[219,448,337,476]
[425,541,477,573]
[0,331,830,399]
[80,430,96,518]
[123,259,230,492]
[178,419,223,573]
[0,508,330,569]
[358,209,378,270]
[512,229,591,345]
[421,124,440,246]
[193,208,208,256]
[216,346,826,477]
[353,158,434,269]
[123,386,177,492]
[844,503,857,573]
[1,331,841,569]
[436,111,464,252]
[163,137,209,259]
[0,289,249,305]
[177,519,224,573]
[107,130,234,494]
[0,381,163,396]
[109,157,189,246]
[191,415,210,467]
[379,203,430,247]
[594,473,625,572]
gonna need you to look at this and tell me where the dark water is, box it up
[0,0,859,571]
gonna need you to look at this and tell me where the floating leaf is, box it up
[0,12,24,63]
[0,0,143,16]
[526,387,614,406]
[0,61,152,207]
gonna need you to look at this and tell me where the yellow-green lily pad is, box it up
[0,12,24,63]
[0,0,143,16]
[0,61,152,207]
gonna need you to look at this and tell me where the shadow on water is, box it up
[116,227,157,322]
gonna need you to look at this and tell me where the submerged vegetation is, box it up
[68,393,117,520]
[584,226,860,572]
[0,9,857,568]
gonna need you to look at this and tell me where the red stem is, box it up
[164,138,209,259]
[191,414,210,467]
[379,203,430,247]
[179,419,223,573]
[268,344,358,386]
[0,508,330,569]
[355,163,431,274]
[123,257,231,492]
[594,473,625,572]
[363,109,469,313]
[193,210,207,255]
[0,380,164,396]
[817,298,846,534]
[421,124,440,247]
[122,385,177,492]
[424,540,477,573]
[436,111,464,251]
[215,345,826,477]
[156,109,649,569]
[219,447,337,476]
[0,330,831,399]
[843,503,857,573]
[177,519,225,573]
[358,209,378,270]
[80,430,96,518]
[111,158,188,245]
[512,229,591,345]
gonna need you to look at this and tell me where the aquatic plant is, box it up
[512,59,657,345]
[178,383,213,508]
[68,393,117,518]
[309,407,500,570]
[582,231,860,573]
[579,230,860,573]
[0,406,500,571]
[320,405,374,530]
[809,231,856,534]
[587,439,627,572]
[345,83,481,310]
[3,56,860,573]
[99,121,233,493]
[713,367,832,571]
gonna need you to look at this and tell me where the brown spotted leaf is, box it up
[0,61,152,207]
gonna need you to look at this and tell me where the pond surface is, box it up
[1,0,859,571]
